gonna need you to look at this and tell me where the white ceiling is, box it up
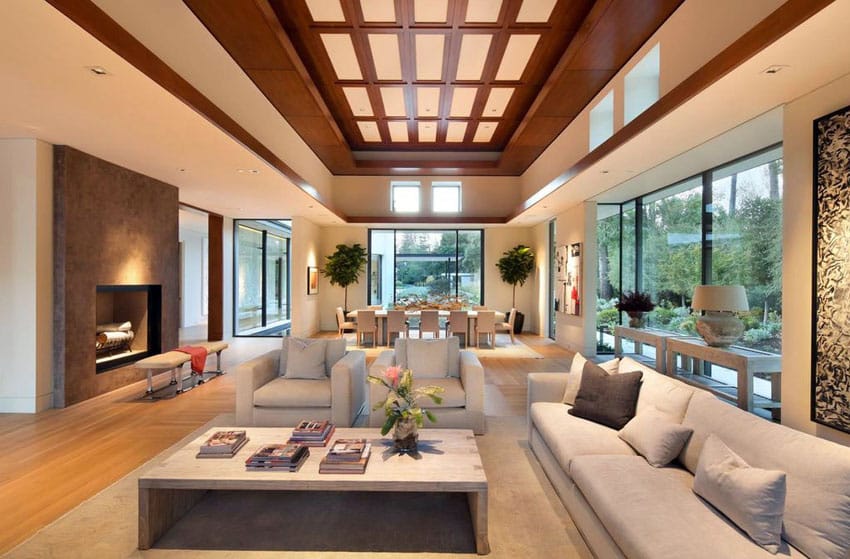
[1,1,849,227]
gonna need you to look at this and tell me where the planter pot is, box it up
[511,310,525,334]
[392,417,418,453]
[626,311,646,328]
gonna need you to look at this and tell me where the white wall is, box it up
[553,202,597,355]
[290,216,322,337]
[782,72,850,446]
[178,228,206,328]
[484,228,536,330]
[319,226,370,331]
[530,220,552,338]
[0,139,53,412]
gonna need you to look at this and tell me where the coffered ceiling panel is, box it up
[185,0,684,175]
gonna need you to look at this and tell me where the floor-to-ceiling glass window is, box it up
[234,220,291,336]
[641,176,703,330]
[368,229,483,306]
[596,205,621,352]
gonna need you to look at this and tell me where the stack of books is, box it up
[195,430,248,459]
[319,438,371,474]
[287,420,335,447]
[245,443,309,471]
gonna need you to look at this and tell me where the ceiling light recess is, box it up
[86,65,109,76]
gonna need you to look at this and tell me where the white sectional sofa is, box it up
[528,356,850,559]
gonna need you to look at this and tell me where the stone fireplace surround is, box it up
[53,146,178,407]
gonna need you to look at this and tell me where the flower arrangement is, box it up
[367,366,445,447]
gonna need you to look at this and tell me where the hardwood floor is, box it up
[0,334,571,555]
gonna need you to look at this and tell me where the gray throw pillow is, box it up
[568,361,642,429]
[618,406,694,467]
[562,354,619,405]
[284,338,327,379]
[693,435,786,554]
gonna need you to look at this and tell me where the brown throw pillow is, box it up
[568,361,643,429]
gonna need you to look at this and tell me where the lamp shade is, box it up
[691,285,748,312]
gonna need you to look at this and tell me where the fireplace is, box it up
[95,285,161,373]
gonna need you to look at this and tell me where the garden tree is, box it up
[320,243,368,311]
[738,197,783,321]
[496,245,536,309]
[596,213,621,300]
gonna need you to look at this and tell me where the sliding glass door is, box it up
[234,220,291,336]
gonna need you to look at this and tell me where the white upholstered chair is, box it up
[418,309,441,339]
[472,305,488,310]
[386,309,409,346]
[445,310,469,348]
[236,337,366,427]
[474,310,496,348]
[336,306,356,337]
[495,308,517,344]
[369,337,485,434]
[356,309,378,347]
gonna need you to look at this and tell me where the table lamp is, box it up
[691,285,749,347]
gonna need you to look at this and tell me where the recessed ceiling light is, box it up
[237,169,259,174]
[178,168,186,172]
[601,170,610,174]
[86,66,109,76]
[762,65,789,75]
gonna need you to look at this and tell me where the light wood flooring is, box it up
[0,334,571,555]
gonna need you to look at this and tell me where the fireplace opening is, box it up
[96,285,161,373]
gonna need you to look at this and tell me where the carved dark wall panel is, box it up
[812,104,850,433]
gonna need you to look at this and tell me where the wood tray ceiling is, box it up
[185,0,683,175]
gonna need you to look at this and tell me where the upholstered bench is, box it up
[136,341,229,396]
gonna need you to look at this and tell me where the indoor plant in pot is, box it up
[616,290,656,328]
[320,243,368,312]
[496,244,536,334]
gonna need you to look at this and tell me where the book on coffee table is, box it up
[319,438,371,473]
[196,430,249,458]
[245,443,310,471]
[287,420,335,447]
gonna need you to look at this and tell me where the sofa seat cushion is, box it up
[530,402,635,471]
[411,377,466,408]
[569,455,803,559]
[253,377,331,408]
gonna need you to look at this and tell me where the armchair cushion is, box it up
[279,337,347,378]
[412,377,467,408]
[395,337,460,378]
[253,377,331,408]
[284,339,327,379]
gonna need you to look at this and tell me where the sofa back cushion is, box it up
[394,337,459,378]
[279,338,347,377]
[619,357,694,423]
[680,390,850,559]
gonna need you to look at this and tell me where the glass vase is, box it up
[392,416,419,453]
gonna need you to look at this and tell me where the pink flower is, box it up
[385,366,402,386]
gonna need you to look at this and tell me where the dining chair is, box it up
[445,310,469,348]
[356,310,377,347]
[419,310,441,339]
[386,309,410,346]
[474,311,496,348]
[472,305,488,310]
[368,305,384,310]
[336,306,356,337]
[495,307,517,344]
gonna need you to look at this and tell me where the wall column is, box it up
[207,213,223,341]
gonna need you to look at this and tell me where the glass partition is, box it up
[234,220,291,336]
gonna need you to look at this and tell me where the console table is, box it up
[613,326,682,374]
[665,336,781,418]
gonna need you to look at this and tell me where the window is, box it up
[392,182,420,213]
[624,44,660,124]
[432,182,461,213]
[368,229,483,306]
[233,219,291,336]
[589,90,614,150]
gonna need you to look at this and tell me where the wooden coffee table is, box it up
[138,427,490,554]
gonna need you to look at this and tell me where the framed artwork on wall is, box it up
[565,243,582,316]
[307,266,319,295]
[812,103,850,434]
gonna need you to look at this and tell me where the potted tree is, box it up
[496,244,536,334]
[616,290,656,328]
[321,243,368,312]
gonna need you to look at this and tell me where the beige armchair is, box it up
[236,337,366,427]
[368,337,486,434]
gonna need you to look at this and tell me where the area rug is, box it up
[5,416,590,559]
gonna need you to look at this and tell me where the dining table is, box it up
[346,309,506,346]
